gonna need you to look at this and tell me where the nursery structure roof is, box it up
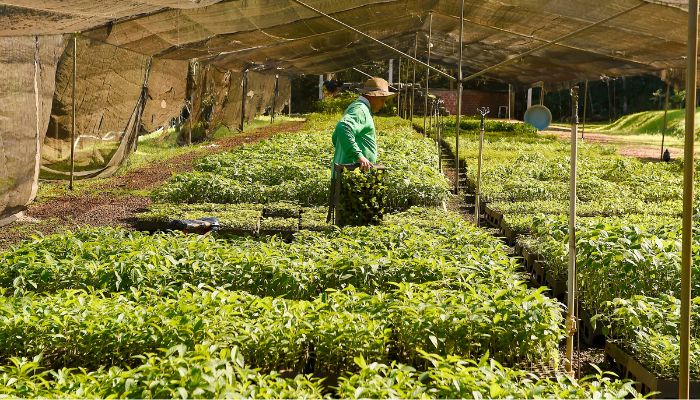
[0,0,694,84]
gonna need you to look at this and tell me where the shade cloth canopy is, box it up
[0,0,694,84]
[0,0,696,221]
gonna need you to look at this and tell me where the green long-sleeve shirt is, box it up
[331,97,377,177]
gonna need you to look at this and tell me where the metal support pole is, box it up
[290,0,454,81]
[540,86,545,106]
[429,99,433,136]
[318,74,324,100]
[397,58,402,117]
[565,85,580,376]
[69,33,77,191]
[388,59,393,84]
[410,33,417,123]
[271,74,279,124]
[437,99,443,172]
[455,0,464,194]
[661,81,671,159]
[508,84,512,120]
[475,107,490,227]
[680,0,698,396]
[581,83,588,138]
[424,13,433,136]
[187,62,195,146]
[240,69,248,132]
[289,87,292,117]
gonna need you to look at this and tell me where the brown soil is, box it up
[0,121,306,250]
[543,129,682,161]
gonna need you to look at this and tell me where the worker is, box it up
[327,76,395,222]
[331,77,395,174]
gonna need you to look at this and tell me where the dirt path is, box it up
[0,121,306,250]
[542,128,684,161]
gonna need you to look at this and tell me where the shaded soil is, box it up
[0,121,306,250]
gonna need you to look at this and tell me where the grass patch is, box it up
[572,107,700,137]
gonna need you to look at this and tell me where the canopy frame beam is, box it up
[289,0,456,81]
[462,2,648,83]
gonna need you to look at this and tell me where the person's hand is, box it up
[358,156,372,171]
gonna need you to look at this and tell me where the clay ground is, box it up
[0,120,306,250]
[542,126,693,161]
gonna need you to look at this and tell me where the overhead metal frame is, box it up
[289,0,456,82]
[462,2,649,83]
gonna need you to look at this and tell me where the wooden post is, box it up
[680,0,698,396]
[69,34,77,190]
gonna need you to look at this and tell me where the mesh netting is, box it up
[41,36,149,179]
[179,65,290,143]
[0,35,64,223]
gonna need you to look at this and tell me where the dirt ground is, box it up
[543,128,684,161]
[0,121,306,250]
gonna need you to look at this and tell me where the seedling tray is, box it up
[332,163,386,227]
[483,205,503,228]
[579,307,605,346]
[605,341,700,398]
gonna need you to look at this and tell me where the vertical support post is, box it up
[423,13,433,136]
[527,88,533,108]
[582,80,589,140]
[475,107,489,227]
[661,81,671,159]
[429,100,433,135]
[240,69,248,132]
[69,33,77,190]
[188,62,195,146]
[289,86,292,117]
[565,85,580,376]
[388,59,394,84]
[397,58,402,117]
[438,100,443,172]
[680,0,698,396]
[410,33,417,124]
[455,0,464,194]
[508,84,512,120]
[318,74,324,100]
[271,74,279,124]
[540,85,545,106]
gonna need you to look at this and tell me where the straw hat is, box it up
[360,77,396,97]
